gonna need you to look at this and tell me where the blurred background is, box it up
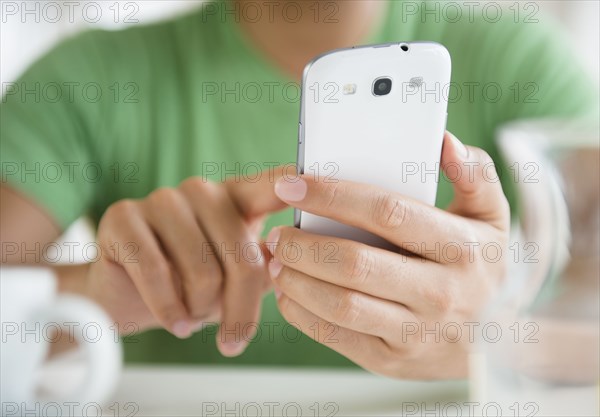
[2,1,599,83]
[2,3,599,414]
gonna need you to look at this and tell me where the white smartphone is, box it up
[295,42,451,249]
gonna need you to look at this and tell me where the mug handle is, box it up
[40,294,123,406]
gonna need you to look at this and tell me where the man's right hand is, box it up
[86,167,289,356]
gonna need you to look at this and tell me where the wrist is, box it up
[54,263,92,297]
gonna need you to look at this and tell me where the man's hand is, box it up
[87,167,287,356]
[267,132,510,378]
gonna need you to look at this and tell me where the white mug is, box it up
[1,267,122,416]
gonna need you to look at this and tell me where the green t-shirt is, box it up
[2,1,598,366]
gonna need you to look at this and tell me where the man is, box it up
[1,0,597,378]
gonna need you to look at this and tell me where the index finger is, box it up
[274,176,472,261]
[225,164,295,219]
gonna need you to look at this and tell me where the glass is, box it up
[470,119,600,417]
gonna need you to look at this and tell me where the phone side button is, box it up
[298,123,304,144]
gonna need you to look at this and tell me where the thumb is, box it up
[441,131,510,231]
[225,165,295,219]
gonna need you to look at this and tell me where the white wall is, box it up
[537,0,599,82]
[1,1,201,83]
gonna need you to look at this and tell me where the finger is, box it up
[99,200,192,338]
[259,241,275,292]
[273,172,471,261]
[267,226,450,314]
[180,178,266,357]
[276,293,395,374]
[142,187,222,321]
[269,261,415,340]
[442,131,510,231]
[225,165,294,219]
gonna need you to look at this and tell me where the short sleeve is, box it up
[1,31,108,230]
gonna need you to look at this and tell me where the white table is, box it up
[40,356,599,416]
[105,366,468,416]
[39,350,467,416]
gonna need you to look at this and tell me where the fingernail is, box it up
[448,131,469,160]
[266,227,280,255]
[172,320,192,339]
[191,321,203,332]
[220,341,247,357]
[191,321,209,332]
[275,177,307,202]
[269,258,283,278]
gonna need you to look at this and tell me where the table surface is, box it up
[107,365,469,416]
[40,353,469,416]
[39,355,599,416]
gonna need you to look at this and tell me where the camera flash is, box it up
[343,84,357,95]
[409,77,424,88]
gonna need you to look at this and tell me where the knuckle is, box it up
[155,302,183,324]
[104,199,138,220]
[191,263,223,294]
[276,293,293,320]
[99,200,138,240]
[277,266,296,287]
[148,187,181,207]
[331,291,361,325]
[341,244,375,285]
[423,282,456,315]
[323,181,342,211]
[180,176,215,195]
[372,194,408,230]
[142,259,171,283]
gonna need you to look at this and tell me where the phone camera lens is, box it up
[400,44,409,52]
[373,77,392,96]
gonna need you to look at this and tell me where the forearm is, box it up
[1,184,91,297]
